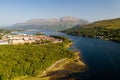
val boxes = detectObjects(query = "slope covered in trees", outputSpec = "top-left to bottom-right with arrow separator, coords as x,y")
62,18 -> 120,42
0,37 -> 74,80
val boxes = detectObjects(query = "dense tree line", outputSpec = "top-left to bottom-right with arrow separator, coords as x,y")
63,27 -> 120,42
0,38 -> 74,80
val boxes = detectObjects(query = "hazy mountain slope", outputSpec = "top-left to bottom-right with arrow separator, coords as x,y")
81,18 -> 120,29
62,18 -> 120,42
6,16 -> 88,30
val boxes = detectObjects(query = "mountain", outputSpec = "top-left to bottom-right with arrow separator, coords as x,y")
62,18 -> 120,42
6,16 -> 88,30
59,16 -> 88,28
80,18 -> 120,29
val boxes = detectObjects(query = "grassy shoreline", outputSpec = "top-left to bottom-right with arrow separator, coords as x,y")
22,43 -> 86,80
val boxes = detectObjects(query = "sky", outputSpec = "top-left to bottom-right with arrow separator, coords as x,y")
0,0 -> 120,25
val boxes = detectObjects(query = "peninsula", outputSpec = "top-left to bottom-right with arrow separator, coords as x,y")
0,33 -> 86,80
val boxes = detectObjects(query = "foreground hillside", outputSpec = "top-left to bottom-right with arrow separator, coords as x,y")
0,36 -> 86,80
62,18 -> 120,42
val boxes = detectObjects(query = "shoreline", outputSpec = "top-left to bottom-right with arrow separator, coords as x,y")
23,49 -> 86,80
38,43 -> 86,80
17,39 -> 86,80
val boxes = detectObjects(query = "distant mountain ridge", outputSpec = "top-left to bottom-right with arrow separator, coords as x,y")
6,16 -> 88,30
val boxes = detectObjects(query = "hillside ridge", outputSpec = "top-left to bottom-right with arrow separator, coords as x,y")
62,18 -> 120,42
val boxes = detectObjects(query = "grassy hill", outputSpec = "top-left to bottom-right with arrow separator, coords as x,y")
81,18 -> 120,29
62,18 -> 120,42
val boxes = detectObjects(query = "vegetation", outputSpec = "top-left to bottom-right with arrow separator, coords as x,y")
20,36 -> 86,80
50,35 -> 72,45
0,29 -> 11,40
22,52 -> 86,80
0,29 -> 11,34
34,32 -> 44,35
62,18 -> 120,42
0,37 -> 74,80
45,52 -> 86,80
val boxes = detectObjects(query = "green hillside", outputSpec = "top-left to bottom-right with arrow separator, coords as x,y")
82,18 -> 120,29
0,37 -> 75,80
62,18 -> 120,42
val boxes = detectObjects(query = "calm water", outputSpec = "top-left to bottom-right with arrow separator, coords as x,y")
20,30 -> 120,80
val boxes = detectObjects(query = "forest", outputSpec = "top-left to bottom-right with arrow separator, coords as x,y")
0,36 -> 74,80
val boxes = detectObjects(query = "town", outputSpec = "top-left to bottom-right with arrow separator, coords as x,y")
0,33 -> 63,45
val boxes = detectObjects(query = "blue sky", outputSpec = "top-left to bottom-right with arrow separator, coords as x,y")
0,0 -> 120,25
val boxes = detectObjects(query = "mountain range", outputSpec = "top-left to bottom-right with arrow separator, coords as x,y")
4,16 -> 88,31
